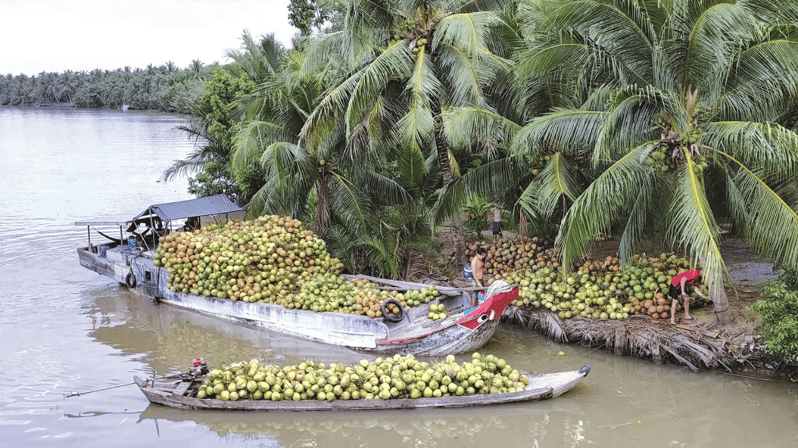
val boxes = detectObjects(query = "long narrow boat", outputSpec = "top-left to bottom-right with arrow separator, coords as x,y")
134,365 -> 590,411
76,196 -> 518,356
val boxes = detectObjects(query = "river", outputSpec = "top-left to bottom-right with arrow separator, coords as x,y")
0,107 -> 795,447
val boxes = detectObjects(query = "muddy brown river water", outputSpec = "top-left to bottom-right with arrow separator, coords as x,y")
1,107 -> 796,447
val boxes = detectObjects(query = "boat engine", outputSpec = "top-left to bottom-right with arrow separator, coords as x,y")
191,358 -> 208,376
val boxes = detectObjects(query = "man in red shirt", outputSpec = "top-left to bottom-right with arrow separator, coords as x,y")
668,270 -> 708,324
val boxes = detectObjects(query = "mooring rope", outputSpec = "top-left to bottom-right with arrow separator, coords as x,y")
63,381 -> 136,398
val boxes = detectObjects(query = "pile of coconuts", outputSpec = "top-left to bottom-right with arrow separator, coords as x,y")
462,237 -> 556,276
197,353 -> 529,401
153,215 -> 439,318
495,251 -> 710,321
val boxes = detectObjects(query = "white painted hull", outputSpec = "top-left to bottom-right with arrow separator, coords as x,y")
78,244 -> 517,355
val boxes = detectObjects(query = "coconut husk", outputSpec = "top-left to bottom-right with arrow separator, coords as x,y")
502,307 -> 771,373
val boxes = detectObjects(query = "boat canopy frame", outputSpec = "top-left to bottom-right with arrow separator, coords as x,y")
75,194 -> 243,251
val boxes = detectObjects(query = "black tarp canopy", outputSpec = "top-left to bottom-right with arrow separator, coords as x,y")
130,194 -> 243,224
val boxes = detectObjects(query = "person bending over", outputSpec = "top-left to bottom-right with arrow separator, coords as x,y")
668,270 -> 708,324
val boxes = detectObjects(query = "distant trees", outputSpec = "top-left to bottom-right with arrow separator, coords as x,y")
0,62 -> 213,113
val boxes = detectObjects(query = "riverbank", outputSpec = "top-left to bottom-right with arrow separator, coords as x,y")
415,231 -> 795,380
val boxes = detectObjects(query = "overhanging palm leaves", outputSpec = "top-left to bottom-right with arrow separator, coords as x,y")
516,0 -> 798,324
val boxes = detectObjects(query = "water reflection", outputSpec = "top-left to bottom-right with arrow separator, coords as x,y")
84,285 -> 367,375
135,401 -> 587,448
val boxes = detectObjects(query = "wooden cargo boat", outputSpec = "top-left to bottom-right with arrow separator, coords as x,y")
76,196 -> 518,355
134,364 -> 590,411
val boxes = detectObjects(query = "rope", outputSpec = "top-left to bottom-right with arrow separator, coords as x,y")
63,381 -> 136,398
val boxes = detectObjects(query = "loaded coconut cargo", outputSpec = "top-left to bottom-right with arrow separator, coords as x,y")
76,195 -> 518,355
465,239 -> 711,321
134,353 -> 591,411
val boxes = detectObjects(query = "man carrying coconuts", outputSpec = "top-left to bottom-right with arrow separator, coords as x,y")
668,270 -> 708,324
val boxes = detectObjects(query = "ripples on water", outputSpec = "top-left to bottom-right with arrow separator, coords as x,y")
0,107 -> 194,445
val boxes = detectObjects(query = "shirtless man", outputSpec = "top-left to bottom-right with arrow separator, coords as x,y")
471,247 -> 486,306
491,204 -> 502,240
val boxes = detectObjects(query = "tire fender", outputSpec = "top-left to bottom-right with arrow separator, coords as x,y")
381,298 -> 405,323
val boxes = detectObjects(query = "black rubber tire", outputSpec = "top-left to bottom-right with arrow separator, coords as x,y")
381,298 -> 405,323
126,272 -> 137,288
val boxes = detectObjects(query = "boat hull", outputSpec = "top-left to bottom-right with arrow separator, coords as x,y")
78,245 -> 516,355
134,365 -> 590,411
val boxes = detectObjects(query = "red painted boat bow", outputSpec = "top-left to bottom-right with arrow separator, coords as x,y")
456,288 -> 518,330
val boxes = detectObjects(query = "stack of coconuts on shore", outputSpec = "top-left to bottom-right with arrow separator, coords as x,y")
466,238 -> 710,321
197,353 -> 529,401
153,215 -> 439,319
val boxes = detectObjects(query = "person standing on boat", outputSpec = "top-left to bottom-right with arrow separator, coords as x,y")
668,270 -> 707,324
470,247 -> 486,306
491,204 -> 502,240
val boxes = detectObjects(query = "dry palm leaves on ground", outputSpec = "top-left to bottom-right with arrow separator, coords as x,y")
502,306 -> 786,376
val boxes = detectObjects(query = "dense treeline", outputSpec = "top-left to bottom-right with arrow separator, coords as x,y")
0,60 -> 213,113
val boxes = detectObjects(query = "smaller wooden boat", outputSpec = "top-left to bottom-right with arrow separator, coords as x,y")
134,364 -> 590,411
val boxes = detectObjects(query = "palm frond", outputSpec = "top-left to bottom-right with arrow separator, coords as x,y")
324,224 -> 361,273
541,0 -> 655,82
510,108 -> 607,160
593,85 -> 683,165
345,96 -> 395,165
665,151 -> 727,299
346,40 -> 414,135
394,48 -> 440,156
434,43 -> 486,107
232,120 -> 295,172
702,121 -> 798,181
432,12 -> 502,58
329,172 -> 372,235
715,39 -> 798,122
298,31 -> 346,77
533,152 -> 584,219
358,231 -> 399,279
430,157 -> 523,229
720,150 -> 798,271
356,170 -> 413,206
300,70 -> 362,150
557,142 -> 656,270
442,106 -> 521,153
161,157 -> 206,182
675,1 -> 761,98
617,174 -> 659,266
396,143 -> 428,196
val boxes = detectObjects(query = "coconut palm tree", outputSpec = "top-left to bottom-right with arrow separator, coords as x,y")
231,45 -> 407,238
297,0 -> 516,263
512,0 -> 798,324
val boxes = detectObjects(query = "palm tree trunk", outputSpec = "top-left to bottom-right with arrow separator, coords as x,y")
712,287 -> 735,326
433,109 -> 467,265
316,170 -> 331,234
